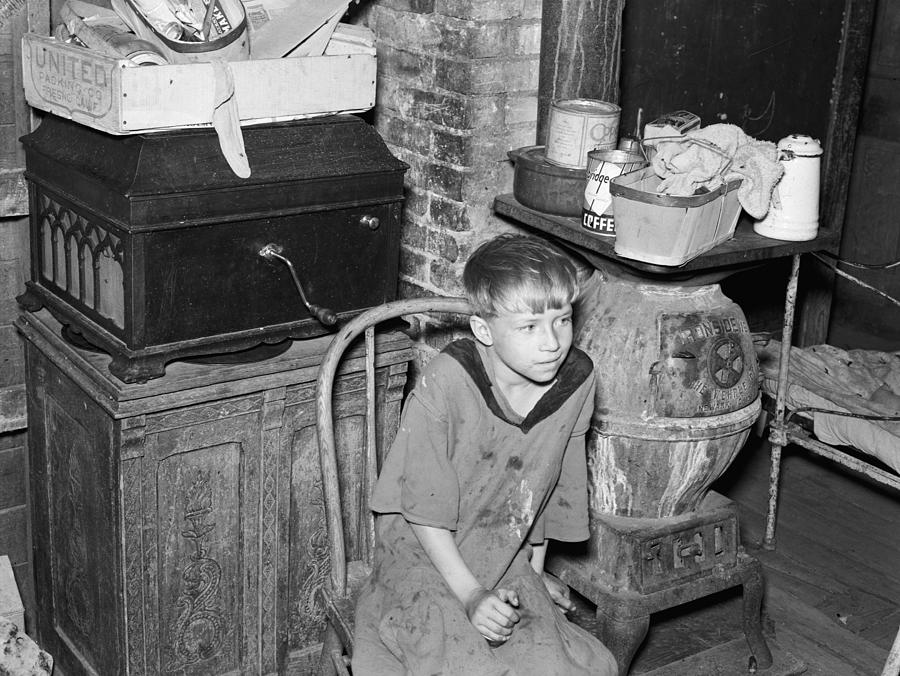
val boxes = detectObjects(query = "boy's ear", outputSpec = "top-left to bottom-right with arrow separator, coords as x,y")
469,315 -> 494,346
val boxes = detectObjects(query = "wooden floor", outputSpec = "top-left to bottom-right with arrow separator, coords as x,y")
592,433 -> 900,675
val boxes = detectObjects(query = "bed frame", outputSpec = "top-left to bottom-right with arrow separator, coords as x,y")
763,254 -> 900,676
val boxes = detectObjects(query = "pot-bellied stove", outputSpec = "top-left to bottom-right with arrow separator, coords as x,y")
544,270 -> 772,675
17,115 -> 407,383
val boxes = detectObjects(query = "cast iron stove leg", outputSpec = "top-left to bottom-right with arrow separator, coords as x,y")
593,603 -> 650,676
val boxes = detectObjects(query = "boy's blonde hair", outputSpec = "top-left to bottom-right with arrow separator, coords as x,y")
462,234 -> 579,318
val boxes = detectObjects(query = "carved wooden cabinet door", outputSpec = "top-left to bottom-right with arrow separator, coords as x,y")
27,350 -> 127,675
129,391 -> 279,675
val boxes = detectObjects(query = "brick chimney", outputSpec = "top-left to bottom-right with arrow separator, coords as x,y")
363,0 -> 542,299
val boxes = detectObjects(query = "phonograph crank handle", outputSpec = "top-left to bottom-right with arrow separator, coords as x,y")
258,243 -> 337,326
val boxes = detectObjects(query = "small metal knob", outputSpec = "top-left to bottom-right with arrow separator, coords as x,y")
359,215 -> 380,230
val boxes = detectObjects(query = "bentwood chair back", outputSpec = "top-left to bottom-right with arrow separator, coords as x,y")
315,297 -> 472,675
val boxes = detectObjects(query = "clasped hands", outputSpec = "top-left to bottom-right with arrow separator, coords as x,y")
464,573 -> 575,645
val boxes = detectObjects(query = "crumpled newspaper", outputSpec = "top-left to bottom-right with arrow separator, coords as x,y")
0,618 -> 54,676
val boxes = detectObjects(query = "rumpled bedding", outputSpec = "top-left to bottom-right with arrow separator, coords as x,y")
755,338 -> 900,474
650,124 -> 784,219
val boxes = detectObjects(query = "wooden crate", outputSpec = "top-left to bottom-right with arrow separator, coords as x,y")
20,26 -> 375,134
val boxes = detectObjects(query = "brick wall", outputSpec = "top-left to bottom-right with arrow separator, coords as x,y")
364,0 -> 542,300
0,219 -> 32,633
1,0 -> 39,632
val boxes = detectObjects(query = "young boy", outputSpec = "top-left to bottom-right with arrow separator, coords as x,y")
352,234 -> 617,675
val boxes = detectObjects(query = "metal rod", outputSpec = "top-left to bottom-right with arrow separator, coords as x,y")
785,422 -> 900,492
258,243 -> 337,326
764,253 -> 801,550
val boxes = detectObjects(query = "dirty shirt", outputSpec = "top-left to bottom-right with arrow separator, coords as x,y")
352,339 -> 617,676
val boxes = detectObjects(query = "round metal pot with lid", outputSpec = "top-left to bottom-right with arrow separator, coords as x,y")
508,145 -> 585,217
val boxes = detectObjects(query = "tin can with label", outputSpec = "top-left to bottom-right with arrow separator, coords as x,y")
581,149 -> 647,238
753,134 -> 823,241
546,99 -> 621,169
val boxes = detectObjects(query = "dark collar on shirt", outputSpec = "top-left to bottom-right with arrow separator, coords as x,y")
443,339 -> 593,433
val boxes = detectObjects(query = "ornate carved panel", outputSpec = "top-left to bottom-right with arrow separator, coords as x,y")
287,421 -> 329,649
157,444 -> 241,675
45,396 -> 122,672
283,362 -> 408,658
139,404 -> 266,675
122,455 -> 147,676
144,396 -> 263,435
259,391 -> 285,674
35,192 -> 125,327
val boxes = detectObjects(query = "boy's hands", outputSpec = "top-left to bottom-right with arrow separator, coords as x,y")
542,572 -> 575,613
464,587 -> 520,644
407,524 -> 522,644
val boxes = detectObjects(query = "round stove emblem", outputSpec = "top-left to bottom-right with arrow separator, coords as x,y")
708,337 -> 744,388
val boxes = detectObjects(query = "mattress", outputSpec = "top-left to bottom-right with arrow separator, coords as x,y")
755,338 -> 900,474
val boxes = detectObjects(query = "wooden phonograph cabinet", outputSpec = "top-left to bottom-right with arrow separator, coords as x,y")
17,115 -> 411,675
17,114 -> 407,383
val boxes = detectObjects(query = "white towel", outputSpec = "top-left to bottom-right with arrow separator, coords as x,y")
651,124 -> 783,219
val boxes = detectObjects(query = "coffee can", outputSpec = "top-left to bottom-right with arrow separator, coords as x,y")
581,149 -> 647,238
545,99 -> 621,170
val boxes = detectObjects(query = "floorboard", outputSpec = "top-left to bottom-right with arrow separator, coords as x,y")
724,436 -> 900,651
726,434 -> 898,668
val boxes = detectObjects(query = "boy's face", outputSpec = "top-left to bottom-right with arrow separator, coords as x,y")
471,304 -> 574,386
